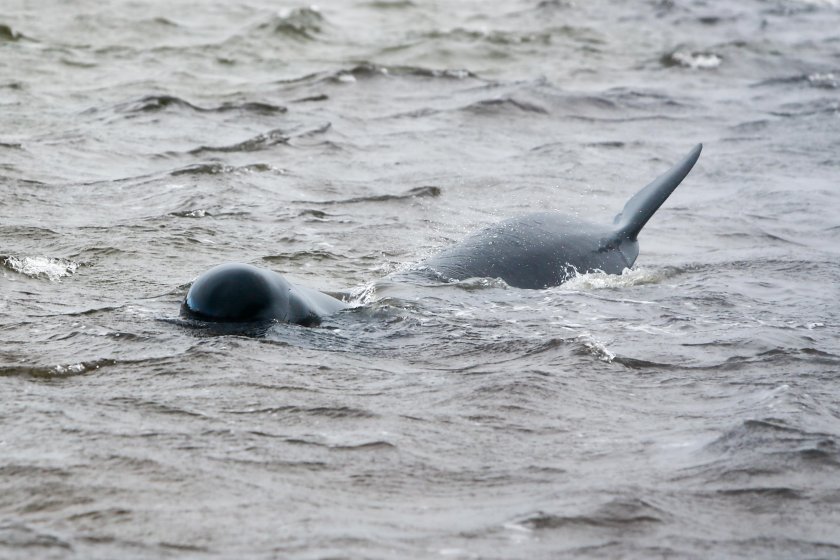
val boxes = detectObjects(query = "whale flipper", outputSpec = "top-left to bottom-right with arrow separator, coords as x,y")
612,143 -> 702,241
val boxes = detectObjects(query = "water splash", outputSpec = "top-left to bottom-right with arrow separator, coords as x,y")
561,267 -> 668,291
808,72 -> 838,89
3,256 -> 79,282
665,51 -> 723,70
576,333 -> 615,362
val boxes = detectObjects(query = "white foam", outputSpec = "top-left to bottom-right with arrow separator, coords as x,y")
561,267 -> 666,291
4,256 -> 79,282
671,51 -> 722,70
346,280 -> 378,306
577,333 -> 615,363
52,363 -> 88,375
808,72 -> 838,88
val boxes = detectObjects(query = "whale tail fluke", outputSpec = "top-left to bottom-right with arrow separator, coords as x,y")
613,143 -> 702,241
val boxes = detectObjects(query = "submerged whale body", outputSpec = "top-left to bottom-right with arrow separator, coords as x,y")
180,144 -> 702,324
424,144 -> 702,289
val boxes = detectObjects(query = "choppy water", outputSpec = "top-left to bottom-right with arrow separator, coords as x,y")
2,0 -> 839,558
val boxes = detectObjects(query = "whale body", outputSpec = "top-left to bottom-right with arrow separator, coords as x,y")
180,144 -> 702,324
180,263 -> 347,326
423,144 -> 702,289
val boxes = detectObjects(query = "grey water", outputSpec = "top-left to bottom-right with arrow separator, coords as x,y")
1,0 -> 839,558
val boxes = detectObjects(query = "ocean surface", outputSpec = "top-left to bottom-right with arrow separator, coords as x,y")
2,0 -> 839,558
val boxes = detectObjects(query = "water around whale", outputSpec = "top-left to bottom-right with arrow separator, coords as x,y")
1,1 -> 838,558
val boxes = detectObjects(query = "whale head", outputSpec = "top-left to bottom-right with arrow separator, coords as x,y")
181,263 -> 290,323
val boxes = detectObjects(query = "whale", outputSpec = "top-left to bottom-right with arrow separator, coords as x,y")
180,262 -> 348,326
180,144 -> 702,324
421,143 -> 702,289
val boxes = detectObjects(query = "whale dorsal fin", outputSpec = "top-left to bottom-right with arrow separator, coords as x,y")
613,144 -> 702,240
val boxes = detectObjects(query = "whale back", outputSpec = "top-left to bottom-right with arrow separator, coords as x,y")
424,214 -> 635,289
423,144 -> 702,289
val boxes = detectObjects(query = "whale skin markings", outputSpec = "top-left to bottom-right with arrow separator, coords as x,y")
179,144 -> 702,324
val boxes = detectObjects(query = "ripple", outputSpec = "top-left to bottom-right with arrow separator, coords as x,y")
0,523 -> 71,550
230,405 -> 377,419
417,26 -> 595,47
771,98 -> 840,117
302,185 -> 441,205
262,250 -> 344,264
463,97 -> 549,115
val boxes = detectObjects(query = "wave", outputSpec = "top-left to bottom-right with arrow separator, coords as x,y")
447,84 -> 691,123
573,333 -> 616,363
705,419 -> 839,466
302,185 -> 441,205
333,63 -> 477,82
514,498 -> 666,530
273,63 -> 478,88
169,162 -> 275,177
0,23 -> 26,42
770,98 -> 840,117
0,358 -> 115,379
414,25 -> 598,47
754,72 -> 839,89
109,95 -> 287,115
715,486 -> 803,499
187,128 -> 289,154
363,0 -> 417,8
185,123 -> 330,155
251,7 -> 327,41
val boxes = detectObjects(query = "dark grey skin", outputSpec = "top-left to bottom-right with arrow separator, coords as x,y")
180,263 -> 347,326
180,144 -> 701,324
423,144 -> 702,289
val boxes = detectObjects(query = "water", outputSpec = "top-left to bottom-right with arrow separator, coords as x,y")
2,0 -> 839,558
